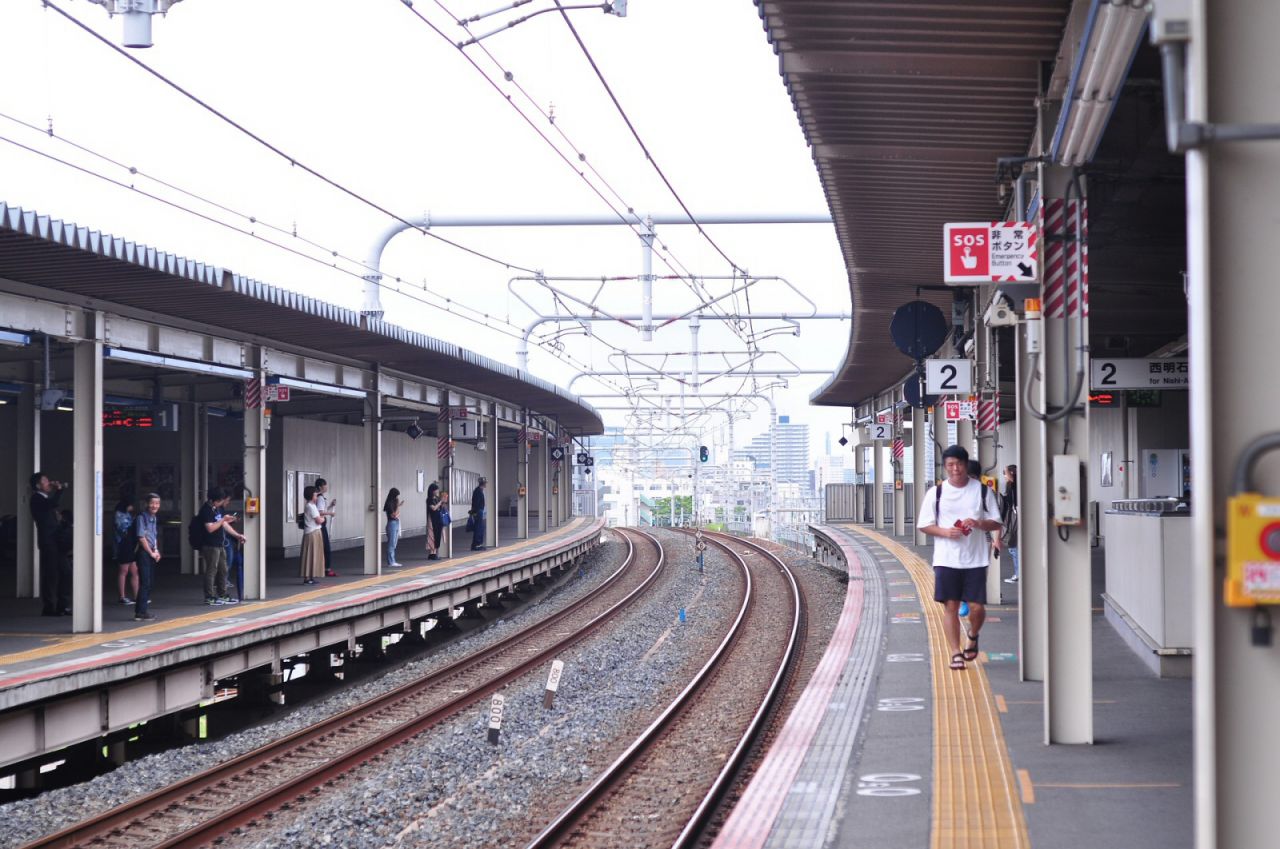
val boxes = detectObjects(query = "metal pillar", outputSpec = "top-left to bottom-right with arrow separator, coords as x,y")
15,384 -> 38,598
444,407 -> 455,560
180,396 -> 198,576
242,352 -> 268,600
854,439 -> 866,523
640,217 -> 655,341
977,317 -> 1003,604
1181,0 -> 1280,843
892,409 -> 906,536
1017,296 -> 1048,684
957,418 -> 976,460
71,313 -> 103,634
363,390 -> 382,575
487,409 -> 499,549
873,440 -> 886,530
540,439 -> 550,534
517,416 -> 530,540
1039,165 -> 1092,744
913,405 -> 928,545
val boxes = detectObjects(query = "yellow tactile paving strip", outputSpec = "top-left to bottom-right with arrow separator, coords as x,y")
0,519 -> 590,669
846,525 -> 1030,849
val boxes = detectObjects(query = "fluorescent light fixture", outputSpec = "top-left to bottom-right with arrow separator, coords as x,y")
0,330 -> 31,348
103,347 -> 254,380
267,375 -> 367,400
1056,0 -> 1149,166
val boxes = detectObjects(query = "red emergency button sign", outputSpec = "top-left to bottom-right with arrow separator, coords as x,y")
948,227 -> 989,277
1260,522 -> 1280,559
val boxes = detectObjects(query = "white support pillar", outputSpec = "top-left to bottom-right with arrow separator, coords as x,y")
1039,165 -> 1092,744
893,411 -> 906,537
1184,2 -> 1280,844
517,416 -> 530,540
72,314 -> 103,634
540,439 -> 550,534
873,440 -> 886,530
1017,299 -> 1048,684
364,390 -> 382,575
977,320 -> 1003,605
243,354 -> 268,600
854,440 -> 866,523
957,418 -> 976,461
15,384 -> 38,598
443,405 -> 454,560
180,397 -> 198,576
487,409 -> 499,549
913,405 -> 928,546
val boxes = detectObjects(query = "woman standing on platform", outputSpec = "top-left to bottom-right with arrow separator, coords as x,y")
1001,465 -> 1020,584
113,499 -> 139,605
384,488 -> 403,568
300,485 -> 325,585
426,482 -> 442,560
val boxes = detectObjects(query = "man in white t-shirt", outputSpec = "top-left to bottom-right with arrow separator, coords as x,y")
918,445 -> 1003,671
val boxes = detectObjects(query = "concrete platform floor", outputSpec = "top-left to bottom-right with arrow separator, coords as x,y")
0,515 -> 553,654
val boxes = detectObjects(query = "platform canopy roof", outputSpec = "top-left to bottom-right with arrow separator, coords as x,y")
754,0 -> 1072,406
0,201 -> 603,434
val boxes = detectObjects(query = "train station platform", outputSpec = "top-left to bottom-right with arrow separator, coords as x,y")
0,517 -> 603,772
714,522 -> 1191,849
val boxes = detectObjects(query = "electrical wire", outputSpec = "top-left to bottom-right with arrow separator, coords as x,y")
418,0 -> 749,338
41,0 -> 539,274
551,0 -> 744,276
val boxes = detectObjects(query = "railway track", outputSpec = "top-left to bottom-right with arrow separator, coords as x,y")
25,529 -> 665,849
524,530 -> 803,849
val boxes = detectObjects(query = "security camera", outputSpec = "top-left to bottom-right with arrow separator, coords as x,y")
983,298 -> 1019,328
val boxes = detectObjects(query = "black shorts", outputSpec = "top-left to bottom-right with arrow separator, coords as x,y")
933,566 -> 987,604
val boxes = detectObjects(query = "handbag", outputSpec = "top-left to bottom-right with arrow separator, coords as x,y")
440,508 -> 452,527
465,515 -> 475,532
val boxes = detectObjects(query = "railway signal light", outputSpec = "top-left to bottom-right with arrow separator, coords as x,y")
699,445 -> 709,463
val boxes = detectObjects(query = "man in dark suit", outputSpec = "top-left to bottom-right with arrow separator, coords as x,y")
470,477 -> 487,551
29,472 -> 70,616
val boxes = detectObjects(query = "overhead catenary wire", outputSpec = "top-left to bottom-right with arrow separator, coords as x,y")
418,0 -> 749,339
41,0 -> 540,275
551,0 -> 745,277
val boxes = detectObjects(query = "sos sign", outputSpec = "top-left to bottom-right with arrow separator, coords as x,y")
943,221 -> 1037,284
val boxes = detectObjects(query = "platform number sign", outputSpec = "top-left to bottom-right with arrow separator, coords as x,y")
867,422 -> 892,441
1091,358 -> 1189,390
926,359 -> 972,395
550,447 -> 565,462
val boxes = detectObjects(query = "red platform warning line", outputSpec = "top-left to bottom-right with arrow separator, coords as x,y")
711,537 -> 866,849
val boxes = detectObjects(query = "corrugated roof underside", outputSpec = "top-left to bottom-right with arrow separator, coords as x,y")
756,0 -> 1069,406
0,203 -> 601,433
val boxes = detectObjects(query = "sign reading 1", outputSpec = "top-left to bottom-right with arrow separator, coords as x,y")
925,359 -> 972,395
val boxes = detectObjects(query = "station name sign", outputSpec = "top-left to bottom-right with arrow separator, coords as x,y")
943,221 -> 1038,285
1090,358 -> 1189,390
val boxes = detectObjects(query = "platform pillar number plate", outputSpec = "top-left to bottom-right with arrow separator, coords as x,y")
1227,494 -> 1280,606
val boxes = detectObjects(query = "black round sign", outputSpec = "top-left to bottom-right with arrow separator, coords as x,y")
902,373 -> 938,409
889,301 -> 949,361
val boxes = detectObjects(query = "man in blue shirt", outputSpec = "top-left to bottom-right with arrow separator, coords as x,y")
134,493 -> 162,621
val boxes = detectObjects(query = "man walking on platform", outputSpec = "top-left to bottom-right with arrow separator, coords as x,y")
29,472 -> 69,616
469,477 -> 487,551
917,445 -> 1003,671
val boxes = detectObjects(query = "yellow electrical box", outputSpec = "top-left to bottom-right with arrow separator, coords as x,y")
245,497 -> 261,515
1226,492 -> 1280,606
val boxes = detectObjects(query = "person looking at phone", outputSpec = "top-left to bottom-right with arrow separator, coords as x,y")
200,486 -> 244,605
917,445 -> 1003,671
316,478 -> 338,577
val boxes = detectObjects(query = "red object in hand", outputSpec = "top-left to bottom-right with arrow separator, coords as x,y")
954,520 -> 972,536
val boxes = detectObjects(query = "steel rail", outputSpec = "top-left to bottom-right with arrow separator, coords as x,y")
670,531 -> 804,849
524,527 -> 801,849
24,529 -> 664,849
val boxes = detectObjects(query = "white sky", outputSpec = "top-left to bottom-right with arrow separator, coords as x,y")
0,0 -> 859,462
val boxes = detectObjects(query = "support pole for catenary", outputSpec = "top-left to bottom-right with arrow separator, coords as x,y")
487,406 -> 499,549
873,438 -> 886,531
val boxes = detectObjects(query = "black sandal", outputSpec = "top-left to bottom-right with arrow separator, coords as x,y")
950,652 -> 966,671
962,631 -> 980,662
